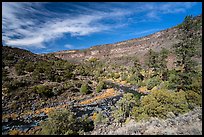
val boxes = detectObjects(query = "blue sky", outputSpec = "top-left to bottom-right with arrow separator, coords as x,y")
2,2 -> 202,54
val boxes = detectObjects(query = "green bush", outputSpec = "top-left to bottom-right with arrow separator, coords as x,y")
189,73 -> 202,93
7,79 -> 28,91
96,81 -> 105,93
132,89 -> 189,121
39,108 -> 94,135
80,83 -> 88,94
120,72 -> 127,81
127,72 -> 144,85
185,90 -> 202,109
146,76 -> 161,90
32,69 -> 43,82
33,84 -> 53,97
54,75 -> 63,82
25,62 -> 35,72
45,69 -> 55,82
94,70 -> 100,78
94,112 -> 108,126
15,63 -> 25,75
35,61 -> 50,73
65,71 -> 73,79
39,108 -> 78,135
112,93 -> 139,124
2,69 -> 10,82
114,73 -> 120,79
137,81 -> 146,87
110,72 -> 115,79
52,87 -> 59,95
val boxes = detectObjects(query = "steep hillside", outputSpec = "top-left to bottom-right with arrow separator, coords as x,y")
50,15 -> 202,67
2,46 -> 59,68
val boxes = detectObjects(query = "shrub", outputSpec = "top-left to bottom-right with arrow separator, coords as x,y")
137,81 -> 146,87
80,114 -> 94,132
39,108 -> 78,135
15,63 -> 25,75
7,79 -> 28,91
132,89 -> 189,121
35,61 -> 47,73
185,90 -> 202,109
114,73 -> 120,79
167,72 -> 180,90
146,76 -> 161,90
32,69 -> 43,82
127,75 -> 137,84
33,85 -> 53,97
80,83 -> 88,94
120,72 -> 127,81
25,62 -> 35,72
65,71 -> 73,79
127,72 -> 144,85
39,108 -> 94,135
94,70 -> 100,78
52,87 -> 59,95
96,81 -> 105,93
45,69 -> 55,82
54,75 -> 63,82
110,72 -> 115,79
8,129 -> 21,135
189,72 -> 202,93
63,82 -> 74,90
94,112 -> 108,126
112,93 -> 138,124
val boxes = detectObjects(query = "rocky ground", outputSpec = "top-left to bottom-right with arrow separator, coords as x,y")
85,107 -> 202,135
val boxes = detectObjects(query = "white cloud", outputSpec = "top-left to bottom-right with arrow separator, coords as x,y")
64,44 -> 73,49
5,37 -> 45,48
144,2 -> 196,20
132,29 -> 160,36
2,2 -> 131,49
2,2 -> 198,50
146,11 -> 160,20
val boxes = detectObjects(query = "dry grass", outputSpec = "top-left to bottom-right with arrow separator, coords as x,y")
120,81 -> 127,85
35,104 -> 67,115
92,112 -> 97,121
138,86 -> 150,93
79,88 -> 118,105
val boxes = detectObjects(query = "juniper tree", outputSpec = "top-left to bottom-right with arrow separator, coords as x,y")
158,48 -> 169,80
145,49 -> 160,77
173,15 -> 198,91
133,57 -> 142,73
112,93 -> 138,126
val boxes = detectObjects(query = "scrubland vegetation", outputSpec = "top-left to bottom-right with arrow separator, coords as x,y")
2,15 -> 202,135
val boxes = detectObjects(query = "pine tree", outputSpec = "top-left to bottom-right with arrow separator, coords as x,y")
146,49 -> 160,77
173,15 -> 198,91
133,57 -> 141,73
158,48 -> 169,80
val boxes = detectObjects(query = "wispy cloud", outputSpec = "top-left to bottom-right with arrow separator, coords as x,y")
2,2 -> 198,50
132,29 -> 160,36
64,44 -> 73,49
2,2 -> 133,49
144,2 -> 196,20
